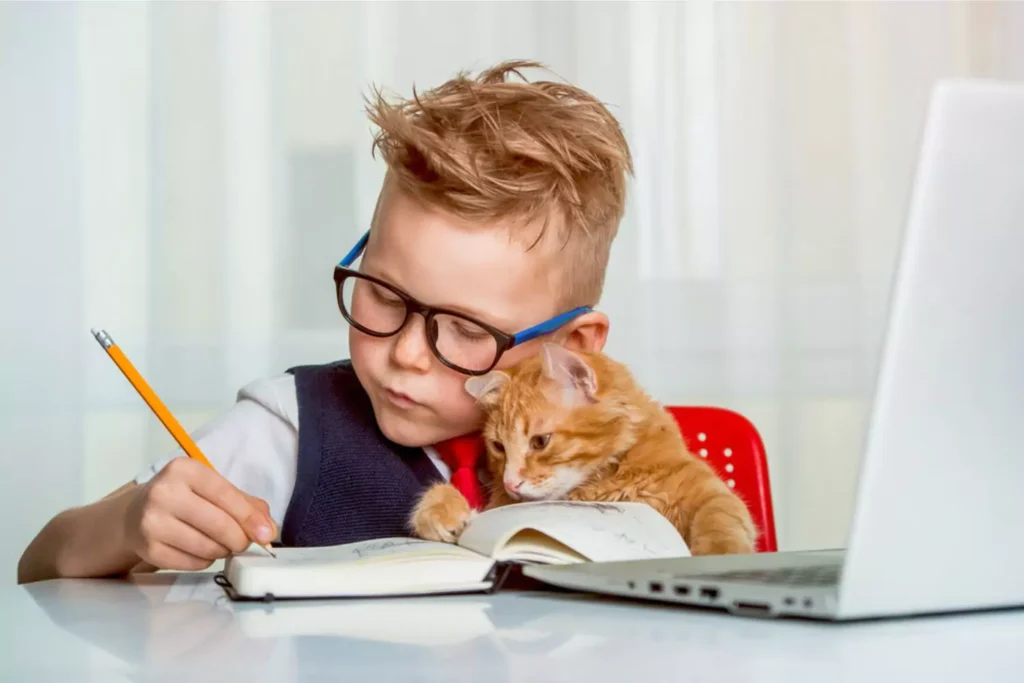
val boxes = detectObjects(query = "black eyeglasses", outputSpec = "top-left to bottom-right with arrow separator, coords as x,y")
333,231 -> 591,376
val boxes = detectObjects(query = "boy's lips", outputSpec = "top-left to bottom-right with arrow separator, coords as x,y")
384,388 -> 423,409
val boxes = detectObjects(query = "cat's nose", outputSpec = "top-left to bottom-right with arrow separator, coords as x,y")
504,477 -> 523,495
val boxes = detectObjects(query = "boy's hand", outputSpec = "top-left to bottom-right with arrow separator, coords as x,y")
123,457 -> 277,570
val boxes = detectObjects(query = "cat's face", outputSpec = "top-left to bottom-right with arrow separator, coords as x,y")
465,344 -> 640,501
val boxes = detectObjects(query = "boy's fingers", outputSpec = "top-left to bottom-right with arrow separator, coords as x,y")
247,495 -> 270,516
244,494 -> 278,539
176,494 -> 251,554
187,469 -> 275,544
143,542 -> 213,572
161,517 -> 233,561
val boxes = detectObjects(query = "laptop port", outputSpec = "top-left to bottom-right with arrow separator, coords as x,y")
699,587 -> 720,600
732,601 -> 772,616
674,585 -> 691,596
649,581 -> 664,593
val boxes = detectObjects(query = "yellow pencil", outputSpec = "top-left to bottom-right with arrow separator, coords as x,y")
92,328 -> 276,558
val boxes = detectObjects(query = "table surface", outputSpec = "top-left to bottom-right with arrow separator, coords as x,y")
4,572 -> 1024,682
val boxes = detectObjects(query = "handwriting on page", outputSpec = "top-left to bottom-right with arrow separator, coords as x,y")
271,538 -> 444,566
460,501 -> 690,562
539,503 -> 689,561
351,539 -> 430,558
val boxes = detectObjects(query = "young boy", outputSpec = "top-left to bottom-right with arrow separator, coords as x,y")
17,60 -> 633,583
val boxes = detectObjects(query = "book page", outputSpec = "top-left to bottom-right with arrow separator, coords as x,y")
231,537 -> 482,568
457,501 -> 690,564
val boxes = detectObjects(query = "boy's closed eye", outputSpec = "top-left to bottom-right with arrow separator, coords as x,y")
368,281 -> 404,307
447,319 -> 492,341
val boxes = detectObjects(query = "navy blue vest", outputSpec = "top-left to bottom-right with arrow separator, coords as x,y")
279,360 -> 443,547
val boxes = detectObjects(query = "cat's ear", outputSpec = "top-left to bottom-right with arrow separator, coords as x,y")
541,343 -> 598,405
464,371 -> 509,406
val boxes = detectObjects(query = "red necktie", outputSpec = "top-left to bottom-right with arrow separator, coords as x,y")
433,433 -> 486,511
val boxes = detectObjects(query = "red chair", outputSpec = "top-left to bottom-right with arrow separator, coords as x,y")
665,406 -> 778,553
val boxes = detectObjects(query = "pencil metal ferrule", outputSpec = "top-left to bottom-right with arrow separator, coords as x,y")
91,328 -> 114,350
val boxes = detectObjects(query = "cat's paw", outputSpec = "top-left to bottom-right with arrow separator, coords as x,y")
688,515 -> 757,555
689,534 -> 756,556
410,483 -> 475,544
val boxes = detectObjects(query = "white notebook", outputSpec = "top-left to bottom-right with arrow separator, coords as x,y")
221,501 -> 690,599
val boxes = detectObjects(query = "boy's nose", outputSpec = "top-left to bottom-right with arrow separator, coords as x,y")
389,315 -> 432,372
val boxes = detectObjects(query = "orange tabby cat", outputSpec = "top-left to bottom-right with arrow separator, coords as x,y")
410,344 -> 757,555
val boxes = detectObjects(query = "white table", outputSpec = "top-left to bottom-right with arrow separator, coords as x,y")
3,572 -> 1023,682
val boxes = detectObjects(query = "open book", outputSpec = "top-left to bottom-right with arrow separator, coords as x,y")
221,501 -> 690,599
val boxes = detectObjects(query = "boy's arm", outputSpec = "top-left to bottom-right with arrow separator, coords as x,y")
18,374 -> 298,584
18,482 -> 142,584
18,458 -> 278,584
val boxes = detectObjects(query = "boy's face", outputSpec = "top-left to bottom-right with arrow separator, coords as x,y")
348,181 -> 608,447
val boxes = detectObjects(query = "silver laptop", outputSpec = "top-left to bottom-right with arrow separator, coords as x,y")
524,80 -> 1024,621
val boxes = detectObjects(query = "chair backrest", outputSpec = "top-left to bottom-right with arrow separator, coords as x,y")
665,406 -> 778,553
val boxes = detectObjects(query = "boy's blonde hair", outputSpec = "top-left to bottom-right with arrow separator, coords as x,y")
365,60 -> 633,308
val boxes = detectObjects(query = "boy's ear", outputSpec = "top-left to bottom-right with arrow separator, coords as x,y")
464,371 -> 509,406
560,310 -> 609,354
541,343 -> 598,405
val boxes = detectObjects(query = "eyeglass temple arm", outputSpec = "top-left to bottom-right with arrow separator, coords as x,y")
339,231 -> 370,267
510,307 -> 592,347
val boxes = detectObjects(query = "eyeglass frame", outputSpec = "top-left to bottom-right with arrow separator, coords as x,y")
333,230 -> 592,376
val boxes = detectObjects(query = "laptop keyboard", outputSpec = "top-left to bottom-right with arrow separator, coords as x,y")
689,564 -> 842,587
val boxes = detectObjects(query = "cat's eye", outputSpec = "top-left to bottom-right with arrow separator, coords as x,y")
530,434 -> 551,450
490,440 -> 505,454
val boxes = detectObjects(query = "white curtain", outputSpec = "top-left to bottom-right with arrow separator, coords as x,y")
3,1 -> 1023,573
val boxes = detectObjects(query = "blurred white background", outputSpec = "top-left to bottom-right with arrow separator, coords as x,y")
2,1 -> 1023,577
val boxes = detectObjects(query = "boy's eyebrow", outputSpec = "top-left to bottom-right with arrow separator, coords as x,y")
363,263 -> 519,332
